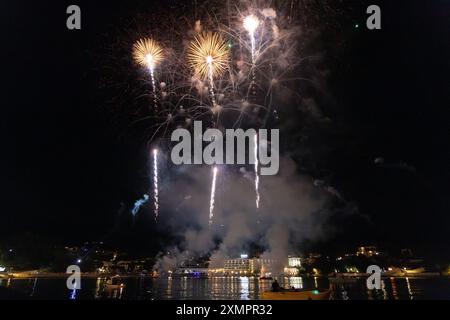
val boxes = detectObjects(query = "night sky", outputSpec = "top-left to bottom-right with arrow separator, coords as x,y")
1,0 -> 449,257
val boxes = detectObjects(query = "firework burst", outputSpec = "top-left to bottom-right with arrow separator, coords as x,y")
187,32 -> 229,80
133,38 -> 164,110
132,38 -> 164,69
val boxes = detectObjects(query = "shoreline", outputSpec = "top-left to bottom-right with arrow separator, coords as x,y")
2,272 -> 449,280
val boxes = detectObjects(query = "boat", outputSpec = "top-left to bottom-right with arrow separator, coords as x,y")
261,288 -> 331,300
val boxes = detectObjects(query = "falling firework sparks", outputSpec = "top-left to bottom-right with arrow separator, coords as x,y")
209,166 -> 218,227
133,38 -> 164,109
254,133 -> 260,209
153,149 -> 159,221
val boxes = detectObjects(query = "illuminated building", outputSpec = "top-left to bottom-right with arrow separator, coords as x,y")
284,256 -> 302,276
288,256 -> 302,267
216,255 -> 276,276
356,246 -> 381,257
208,255 -> 305,277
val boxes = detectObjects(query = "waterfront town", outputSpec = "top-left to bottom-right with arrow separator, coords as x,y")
1,243 -> 449,279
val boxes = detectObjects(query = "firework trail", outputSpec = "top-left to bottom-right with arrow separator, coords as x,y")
149,64 -> 157,108
243,15 -> 261,208
244,15 -> 259,97
153,149 -> 159,222
254,133 -> 260,209
206,56 -> 218,110
209,166 -> 218,227
243,15 -> 259,65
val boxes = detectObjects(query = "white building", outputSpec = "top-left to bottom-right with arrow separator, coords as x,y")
284,256 -> 302,276
208,254 -> 276,276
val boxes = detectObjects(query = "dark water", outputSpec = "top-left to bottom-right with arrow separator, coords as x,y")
1,276 -> 450,300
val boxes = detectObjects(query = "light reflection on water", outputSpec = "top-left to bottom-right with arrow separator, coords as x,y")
1,276 -> 449,300
287,277 -> 303,289
240,277 -> 249,300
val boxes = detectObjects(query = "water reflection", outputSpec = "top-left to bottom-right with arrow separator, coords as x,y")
381,279 -> 388,300
30,278 -> 38,297
166,276 -> 172,299
239,277 -> 249,300
0,276 -> 449,300
69,288 -> 78,300
406,277 -> 413,299
94,277 -> 103,298
180,276 -> 187,299
390,277 -> 399,300
288,277 -> 303,289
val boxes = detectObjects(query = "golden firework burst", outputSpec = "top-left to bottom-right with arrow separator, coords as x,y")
132,38 -> 164,69
187,32 -> 229,79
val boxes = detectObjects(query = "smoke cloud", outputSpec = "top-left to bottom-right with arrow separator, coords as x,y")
153,157 -> 333,273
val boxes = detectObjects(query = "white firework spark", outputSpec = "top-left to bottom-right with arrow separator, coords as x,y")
207,56 -> 218,110
254,133 -> 260,209
153,149 -> 159,221
209,166 -> 218,227
243,14 -> 260,97
149,65 -> 158,108
243,15 -> 260,64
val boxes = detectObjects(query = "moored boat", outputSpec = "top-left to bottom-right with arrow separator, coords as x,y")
261,288 -> 331,300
